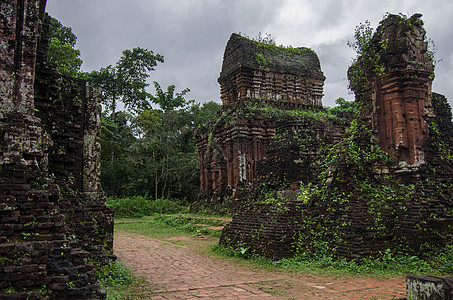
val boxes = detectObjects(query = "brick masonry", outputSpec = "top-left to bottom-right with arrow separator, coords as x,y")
194,34 -> 341,213
218,33 -> 325,109
208,14 -> 453,261
0,1 -> 113,299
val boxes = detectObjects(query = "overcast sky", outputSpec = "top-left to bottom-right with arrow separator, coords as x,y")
46,0 -> 453,108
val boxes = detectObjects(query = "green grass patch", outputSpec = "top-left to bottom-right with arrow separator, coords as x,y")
115,215 -> 222,240
97,260 -> 153,300
211,244 -> 453,278
107,196 -> 188,218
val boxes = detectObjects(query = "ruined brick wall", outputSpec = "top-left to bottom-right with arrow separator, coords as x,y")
349,13 -> 434,168
0,1 -> 112,298
194,101 -> 347,213
0,0 -> 46,114
34,58 -> 114,264
220,201 -> 306,260
194,34 -> 330,212
196,106 -> 275,204
256,117 -> 345,188
219,14 -> 453,260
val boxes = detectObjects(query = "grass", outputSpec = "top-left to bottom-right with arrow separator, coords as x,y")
211,243 -> 453,278
97,260 -> 154,300
115,214 -> 223,239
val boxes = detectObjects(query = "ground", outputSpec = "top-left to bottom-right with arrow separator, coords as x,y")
114,228 -> 407,299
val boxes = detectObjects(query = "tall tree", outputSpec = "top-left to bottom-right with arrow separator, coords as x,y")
48,17 -> 83,76
87,48 -> 164,116
151,81 -> 191,112
100,101 -> 221,201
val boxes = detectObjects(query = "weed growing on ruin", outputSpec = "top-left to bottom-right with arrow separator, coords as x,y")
255,53 -> 269,67
239,32 -> 315,56
211,243 -> 256,260
259,186 -> 281,204
97,260 -> 153,300
242,99 -> 348,125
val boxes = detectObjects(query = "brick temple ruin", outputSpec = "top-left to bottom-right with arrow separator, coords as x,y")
196,14 -> 453,261
195,33 -> 344,212
0,1 -> 113,298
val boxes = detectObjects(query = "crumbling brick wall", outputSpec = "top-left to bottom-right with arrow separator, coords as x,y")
194,34 -> 339,212
219,201 -> 306,260
217,14 -> 453,260
0,1 -> 113,298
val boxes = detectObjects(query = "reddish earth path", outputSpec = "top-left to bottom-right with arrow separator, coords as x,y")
114,229 -> 407,299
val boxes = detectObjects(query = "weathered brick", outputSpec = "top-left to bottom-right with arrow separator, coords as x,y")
211,13 -> 453,262
3,223 -> 23,230
0,1 -> 113,298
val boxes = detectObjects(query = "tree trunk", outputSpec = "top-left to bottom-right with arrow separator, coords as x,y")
111,95 -> 116,121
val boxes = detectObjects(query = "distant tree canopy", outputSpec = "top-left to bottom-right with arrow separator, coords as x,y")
151,81 -> 191,112
100,101 -> 221,201
86,47 -> 164,116
323,97 -> 356,122
48,17 -> 83,76
45,17 -> 222,204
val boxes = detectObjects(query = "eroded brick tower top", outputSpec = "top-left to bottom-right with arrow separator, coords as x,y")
218,33 -> 325,109
349,13 -> 434,167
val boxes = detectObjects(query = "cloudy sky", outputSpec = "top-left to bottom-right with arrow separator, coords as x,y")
46,0 -> 453,108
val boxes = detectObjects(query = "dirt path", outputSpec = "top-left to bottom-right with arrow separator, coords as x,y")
114,229 -> 407,299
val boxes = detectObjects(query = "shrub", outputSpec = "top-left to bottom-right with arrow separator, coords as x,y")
149,198 -> 186,214
106,196 -> 187,218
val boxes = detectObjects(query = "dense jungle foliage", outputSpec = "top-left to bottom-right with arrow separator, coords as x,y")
48,17 -> 222,204
100,101 -> 220,202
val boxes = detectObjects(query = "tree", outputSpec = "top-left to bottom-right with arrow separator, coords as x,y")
99,111 -> 137,195
333,97 -> 356,114
190,101 -> 221,128
86,47 -> 164,116
151,81 -> 191,112
48,17 -> 83,76
99,101 -> 221,202
327,97 -> 356,122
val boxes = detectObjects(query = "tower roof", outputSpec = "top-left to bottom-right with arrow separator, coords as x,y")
219,33 -> 324,82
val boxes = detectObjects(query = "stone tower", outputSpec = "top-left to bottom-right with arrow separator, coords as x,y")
348,13 -> 434,169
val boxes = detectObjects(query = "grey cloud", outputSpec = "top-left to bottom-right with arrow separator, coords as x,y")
46,0 -> 453,107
